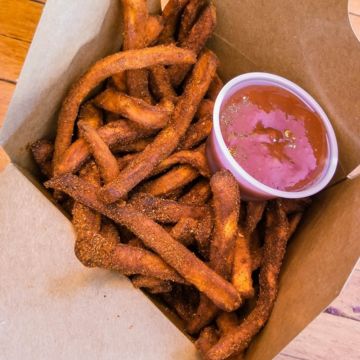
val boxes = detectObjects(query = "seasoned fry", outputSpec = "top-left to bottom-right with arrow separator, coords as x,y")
100,221 -> 121,245
123,6 -> 163,102
245,201 -> 266,235
232,230 -> 254,299
141,165 -> 199,197
94,88 -> 170,129
196,326 -> 219,357
57,120 -> 155,175
278,198 -> 312,214
151,144 -> 210,177
188,170 -> 240,334
249,229 -> 263,271
169,217 -> 198,246
180,115 -> 212,150
206,202 -> 290,360
288,212 -> 303,238
122,0 -> 153,103
162,287 -> 196,322
72,162 -> 102,266
117,153 -> 138,171
127,70 -> 153,103
45,174 -> 241,311
131,275 -> 172,294
179,179 -> 211,205
168,4 -> 217,87
52,44 -> 196,175
79,122 -> 120,184
216,312 -> 239,335
129,192 -> 209,223
178,0 -> 207,42
196,99 -> 214,119
111,137 -> 154,154
110,71 -> 127,92
207,73 -> 223,101
144,15 -> 164,46
158,0 -> 191,43
149,65 -> 177,102
30,139 -> 54,178
99,50 -> 218,203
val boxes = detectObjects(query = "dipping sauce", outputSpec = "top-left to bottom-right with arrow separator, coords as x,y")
220,85 -> 328,191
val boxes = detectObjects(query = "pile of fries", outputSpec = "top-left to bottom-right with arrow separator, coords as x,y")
30,1 -> 310,359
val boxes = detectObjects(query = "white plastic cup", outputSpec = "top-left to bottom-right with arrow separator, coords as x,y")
206,72 -> 338,200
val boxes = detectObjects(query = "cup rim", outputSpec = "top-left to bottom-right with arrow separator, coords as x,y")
213,72 -> 339,199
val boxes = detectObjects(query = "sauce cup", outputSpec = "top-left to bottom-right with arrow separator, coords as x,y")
206,72 -> 338,200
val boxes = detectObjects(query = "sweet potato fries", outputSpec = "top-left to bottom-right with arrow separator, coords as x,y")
31,1 -> 310,359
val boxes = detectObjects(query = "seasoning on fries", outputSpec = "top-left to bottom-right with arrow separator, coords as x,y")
31,1 -> 311,358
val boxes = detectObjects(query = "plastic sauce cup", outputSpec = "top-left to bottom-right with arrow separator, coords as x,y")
206,72 -> 338,200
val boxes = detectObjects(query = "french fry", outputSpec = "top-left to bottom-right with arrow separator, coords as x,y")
99,50 -> 218,203
30,139 -> 54,178
129,192 -> 209,223
206,73 -> 223,101
131,275 -> 172,294
72,161 -> 102,266
140,165 -> 199,197
52,44 -> 196,175
57,120 -> 155,175
161,286 -> 197,322
178,179 -> 213,256
168,4 -> 217,87
278,198 -> 312,214
158,0 -> 191,44
249,229 -> 263,271
178,0 -> 207,42
79,122 -> 120,184
179,99 -> 213,150
169,217 -> 198,246
196,326 -> 219,357
180,115 -> 212,150
111,137 -> 154,154
216,312 -> 239,335
100,221 -> 121,245
179,179 -> 211,206
122,0 -> 154,103
245,201 -> 266,235
195,99 -> 214,118
205,201 -> 290,360
149,65 -> 177,102
232,230 -> 255,299
109,71 -> 127,92
77,102 -> 103,138
187,170 -> 240,334
288,212 -> 303,238
117,153 -> 138,171
45,174 -> 242,312
151,144 -> 210,177
94,88 -> 170,129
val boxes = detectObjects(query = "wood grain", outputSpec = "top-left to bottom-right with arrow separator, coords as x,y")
0,80 -> 15,125
0,35 -> 29,81
0,0 -> 43,43
325,268 -> 360,322
276,313 -> 360,360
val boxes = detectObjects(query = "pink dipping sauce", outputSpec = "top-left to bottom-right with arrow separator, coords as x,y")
220,85 -> 328,191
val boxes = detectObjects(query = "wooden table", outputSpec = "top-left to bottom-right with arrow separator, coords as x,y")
1,1 -> 359,359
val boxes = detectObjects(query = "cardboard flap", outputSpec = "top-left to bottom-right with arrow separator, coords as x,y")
0,0 -> 123,174
247,177 -> 360,359
211,0 -> 360,175
0,164 -> 198,359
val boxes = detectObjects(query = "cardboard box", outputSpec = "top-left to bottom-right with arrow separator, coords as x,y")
0,0 -> 359,359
